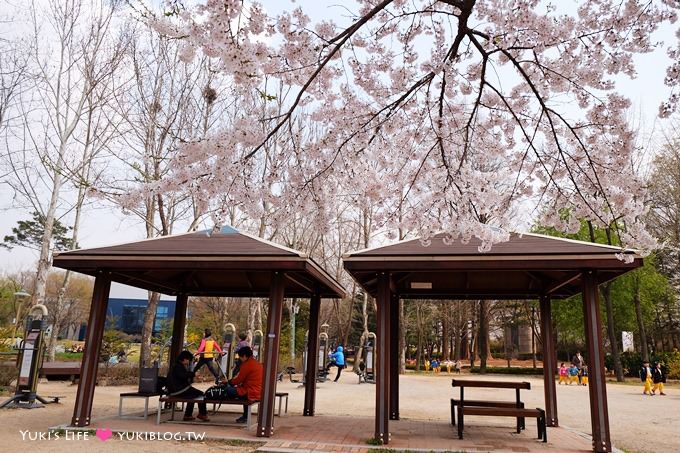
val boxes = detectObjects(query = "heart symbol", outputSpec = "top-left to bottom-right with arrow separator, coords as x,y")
95,428 -> 113,441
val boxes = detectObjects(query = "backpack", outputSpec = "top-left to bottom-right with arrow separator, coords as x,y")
204,384 -> 229,400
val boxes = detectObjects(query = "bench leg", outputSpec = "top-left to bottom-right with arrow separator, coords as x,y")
277,396 -> 281,417
540,410 -> 547,443
119,397 -> 123,418
144,397 -> 149,420
156,400 -> 162,425
457,406 -> 464,440
246,405 -> 252,430
285,395 -> 288,414
450,399 -> 455,425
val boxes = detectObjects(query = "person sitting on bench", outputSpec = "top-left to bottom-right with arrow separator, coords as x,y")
194,329 -> 223,384
168,350 -> 210,422
222,346 -> 262,423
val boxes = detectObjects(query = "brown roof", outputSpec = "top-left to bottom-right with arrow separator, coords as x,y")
343,232 -> 642,299
53,226 -> 345,298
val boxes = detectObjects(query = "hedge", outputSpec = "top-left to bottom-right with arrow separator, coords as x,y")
470,366 -> 544,375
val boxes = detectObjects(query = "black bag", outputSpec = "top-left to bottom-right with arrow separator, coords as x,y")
156,376 -> 169,395
204,384 -> 229,400
139,367 -> 159,394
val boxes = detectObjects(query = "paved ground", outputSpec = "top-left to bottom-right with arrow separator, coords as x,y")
0,372 -> 677,452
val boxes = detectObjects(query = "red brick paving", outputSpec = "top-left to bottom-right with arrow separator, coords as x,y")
62,410 -> 596,452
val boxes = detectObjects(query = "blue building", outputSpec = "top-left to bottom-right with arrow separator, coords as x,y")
105,298 -> 176,336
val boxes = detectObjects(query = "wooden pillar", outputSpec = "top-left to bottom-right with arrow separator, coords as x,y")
583,270 -> 612,453
71,274 -> 110,427
257,271 -> 285,437
389,292 -> 399,420
375,272 -> 391,444
169,293 -> 188,364
304,293 -> 321,416
540,294 -> 558,427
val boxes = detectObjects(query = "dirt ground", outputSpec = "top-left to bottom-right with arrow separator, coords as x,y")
0,372 -> 676,453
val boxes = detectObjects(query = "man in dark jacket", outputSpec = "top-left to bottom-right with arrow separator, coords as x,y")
168,350 -> 209,421
651,362 -> 667,395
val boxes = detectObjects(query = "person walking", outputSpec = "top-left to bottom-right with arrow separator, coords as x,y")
639,360 -> 654,395
572,351 -> 584,384
194,329 -> 223,383
558,363 -> 568,385
325,345 -> 345,382
651,362 -> 667,395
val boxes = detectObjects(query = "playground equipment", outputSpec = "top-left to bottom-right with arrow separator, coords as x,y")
1,304 -> 60,409
299,330 -> 332,384
219,323 -> 236,380
317,331 -> 330,381
252,329 -> 263,361
357,332 -> 376,384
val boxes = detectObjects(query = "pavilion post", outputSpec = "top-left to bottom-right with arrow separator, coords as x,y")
539,294 -> 558,427
169,293 -> 188,364
582,270 -> 612,453
304,292 -> 321,416
71,274 -> 110,427
389,292 -> 399,420
375,272 -> 391,444
257,271 -> 285,438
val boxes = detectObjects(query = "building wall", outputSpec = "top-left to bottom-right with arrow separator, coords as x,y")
105,298 -> 176,336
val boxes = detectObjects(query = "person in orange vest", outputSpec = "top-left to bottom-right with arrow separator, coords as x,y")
194,329 -> 223,383
222,346 -> 262,423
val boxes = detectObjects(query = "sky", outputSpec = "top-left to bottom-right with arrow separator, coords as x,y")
0,0 -> 677,273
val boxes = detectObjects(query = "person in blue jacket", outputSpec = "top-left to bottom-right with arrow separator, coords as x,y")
325,345 -> 345,382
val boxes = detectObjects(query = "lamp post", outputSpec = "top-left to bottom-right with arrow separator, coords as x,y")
321,322 -> 329,335
12,290 -> 31,341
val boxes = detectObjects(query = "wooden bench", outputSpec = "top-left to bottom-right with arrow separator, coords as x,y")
450,398 -> 525,428
157,395 -> 259,429
456,406 -> 547,442
119,392 -> 161,419
275,392 -> 288,416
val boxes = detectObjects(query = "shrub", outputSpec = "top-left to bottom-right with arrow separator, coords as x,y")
470,366 -> 543,375
0,363 -> 17,391
609,351 -> 680,377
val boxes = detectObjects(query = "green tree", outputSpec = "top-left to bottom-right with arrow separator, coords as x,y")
1,211 -> 75,251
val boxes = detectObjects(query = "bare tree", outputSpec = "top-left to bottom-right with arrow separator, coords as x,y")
2,0 -> 125,313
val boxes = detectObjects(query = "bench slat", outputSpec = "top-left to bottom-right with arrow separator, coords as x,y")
462,407 -> 542,417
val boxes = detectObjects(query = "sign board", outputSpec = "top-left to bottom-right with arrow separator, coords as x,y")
622,331 -> 634,352
18,332 -> 39,386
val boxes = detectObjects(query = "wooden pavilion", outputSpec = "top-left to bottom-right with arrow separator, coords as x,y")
52,225 -> 345,437
343,232 -> 642,453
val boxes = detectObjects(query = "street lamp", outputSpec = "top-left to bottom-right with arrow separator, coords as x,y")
321,322 -> 329,335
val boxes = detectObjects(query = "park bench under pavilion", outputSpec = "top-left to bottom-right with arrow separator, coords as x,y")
52,225 -> 346,438
342,231 -> 642,453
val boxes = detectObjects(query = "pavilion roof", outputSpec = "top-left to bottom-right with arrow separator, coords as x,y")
53,226 -> 345,298
343,232 -> 642,299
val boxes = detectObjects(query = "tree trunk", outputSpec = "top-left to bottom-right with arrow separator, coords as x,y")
442,308 -> 450,361
479,300 -> 488,372
632,275 -> 649,362
46,274 -> 70,361
140,291 -> 161,368
399,299 -> 406,373
602,283 -> 624,381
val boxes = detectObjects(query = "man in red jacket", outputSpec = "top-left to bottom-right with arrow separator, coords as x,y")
223,346 -> 262,423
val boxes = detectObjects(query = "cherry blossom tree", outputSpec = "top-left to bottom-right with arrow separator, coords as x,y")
144,0 -> 680,252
